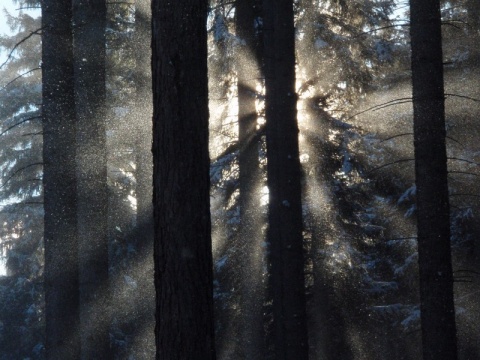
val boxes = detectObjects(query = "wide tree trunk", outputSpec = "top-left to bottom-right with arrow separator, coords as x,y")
42,1 -> 80,358
236,0 -> 265,358
263,0 -> 309,359
152,0 -> 216,359
409,0 -> 458,359
73,0 -> 111,358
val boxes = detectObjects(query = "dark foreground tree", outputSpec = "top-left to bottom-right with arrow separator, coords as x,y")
263,0 -> 309,358
152,0 -> 216,359
43,1 -> 80,358
73,0 -> 111,358
409,0 -> 458,359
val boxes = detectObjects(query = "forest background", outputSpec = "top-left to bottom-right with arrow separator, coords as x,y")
0,0 -> 479,359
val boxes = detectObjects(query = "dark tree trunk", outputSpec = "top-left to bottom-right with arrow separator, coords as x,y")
152,0 -> 216,359
73,1 -> 111,358
42,1 -> 80,358
263,0 -> 309,359
467,0 -> 480,32
409,1 -> 458,359
130,0 -> 155,356
236,0 -> 265,359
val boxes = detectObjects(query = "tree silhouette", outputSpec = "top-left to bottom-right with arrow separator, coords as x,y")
152,0 -> 216,358
409,0 -> 458,358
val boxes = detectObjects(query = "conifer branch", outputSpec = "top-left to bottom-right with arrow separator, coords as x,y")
446,136 -> 462,147
447,157 -> 480,167
0,27 -> 44,70
346,97 -> 412,120
379,133 -> 412,143
22,132 -> 43,137
15,6 -> 41,10
355,23 -> 409,37
448,170 -> 478,177
1,67 -> 41,90
0,116 -> 42,137
0,162 -> 43,190
385,237 -> 417,241
367,158 -> 414,174
445,93 -> 480,103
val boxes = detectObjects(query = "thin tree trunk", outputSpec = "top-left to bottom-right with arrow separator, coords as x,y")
409,0 -> 458,359
152,0 -> 216,359
263,0 -> 309,358
130,0 -> 155,356
43,1 -> 80,358
73,1 -> 111,358
236,0 -> 265,358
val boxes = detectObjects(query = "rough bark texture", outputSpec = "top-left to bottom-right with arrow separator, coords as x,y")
42,2 -> 80,358
152,0 -> 216,359
409,1 -> 458,359
263,0 -> 309,359
236,0 -> 265,358
73,1 -> 111,358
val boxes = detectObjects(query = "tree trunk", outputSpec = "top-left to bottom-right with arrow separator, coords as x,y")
152,0 -> 216,359
409,0 -> 458,359
263,0 -> 309,359
73,1 -> 111,358
42,1 -> 80,358
236,0 -> 265,358
467,0 -> 480,32
130,0 -> 155,356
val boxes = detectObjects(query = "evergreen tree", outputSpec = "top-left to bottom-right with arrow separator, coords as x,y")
263,0 -> 309,358
235,0 -> 265,358
42,0 -> 80,358
152,0 -> 216,358
130,0 -> 155,356
409,0 -> 458,358
0,4 -> 44,358
72,0 -> 111,358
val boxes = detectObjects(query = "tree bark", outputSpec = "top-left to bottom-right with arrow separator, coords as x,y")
42,1 -> 80,358
409,0 -> 458,359
73,0 -> 111,358
130,0 -> 155,356
467,0 -> 480,32
236,0 -> 265,358
152,0 -> 216,359
263,0 -> 309,359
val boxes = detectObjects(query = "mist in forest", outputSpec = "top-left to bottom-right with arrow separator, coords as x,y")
0,0 -> 479,359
